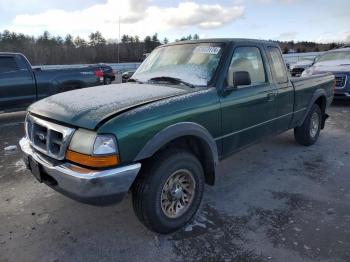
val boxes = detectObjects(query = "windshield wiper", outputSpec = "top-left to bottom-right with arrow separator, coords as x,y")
128,78 -> 145,84
148,76 -> 195,88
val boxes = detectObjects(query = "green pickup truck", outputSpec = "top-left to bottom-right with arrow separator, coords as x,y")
20,39 -> 334,233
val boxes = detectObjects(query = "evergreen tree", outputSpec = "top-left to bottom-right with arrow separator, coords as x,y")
64,34 -> 74,47
89,31 -> 106,46
283,46 -> 289,54
74,37 -> 87,48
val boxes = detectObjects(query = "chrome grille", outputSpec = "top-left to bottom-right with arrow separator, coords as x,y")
25,115 -> 75,160
335,75 -> 347,88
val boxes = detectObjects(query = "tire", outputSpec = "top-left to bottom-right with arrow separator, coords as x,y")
132,149 -> 205,234
294,104 -> 322,146
104,78 -> 112,85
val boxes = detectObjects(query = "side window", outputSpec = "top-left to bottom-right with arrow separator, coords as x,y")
228,47 -> 266,86
15,55 -> 30,72
0,57 -> 19,74
268,47 -> 288,83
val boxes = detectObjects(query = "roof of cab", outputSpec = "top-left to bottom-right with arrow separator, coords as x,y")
161,38 -> 279,47
0,52 -> 21,56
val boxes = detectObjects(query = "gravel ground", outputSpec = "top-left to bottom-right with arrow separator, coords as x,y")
0,102 -> 349,262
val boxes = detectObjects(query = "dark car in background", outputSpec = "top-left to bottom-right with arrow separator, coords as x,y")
0,53 -> 104,112
95,63 -> 115,84
302,47 -> 350,99
121,70 -> 136,83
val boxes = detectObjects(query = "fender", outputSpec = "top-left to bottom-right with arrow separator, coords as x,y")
297,88 -> 327,127
134,122 -> 219,165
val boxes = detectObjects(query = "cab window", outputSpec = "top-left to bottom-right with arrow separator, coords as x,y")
0,57 -> 19,74
228,47 -> 266,86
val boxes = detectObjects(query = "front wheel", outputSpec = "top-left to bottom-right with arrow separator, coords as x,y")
132,149 -> 204,234
294,104 -> 322,146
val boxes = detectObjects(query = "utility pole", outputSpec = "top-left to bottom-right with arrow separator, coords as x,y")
117,16 -> 120,64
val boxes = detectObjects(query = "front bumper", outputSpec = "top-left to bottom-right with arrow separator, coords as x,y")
334,74 -> 350,99
334,92 -> 350,100
19,137 -> 141,205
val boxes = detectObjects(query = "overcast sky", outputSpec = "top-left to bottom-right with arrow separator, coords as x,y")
0,0 -> 349,43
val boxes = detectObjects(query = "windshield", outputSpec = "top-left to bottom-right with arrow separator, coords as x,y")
317,51 -> 350,63
132,43 -> 224,86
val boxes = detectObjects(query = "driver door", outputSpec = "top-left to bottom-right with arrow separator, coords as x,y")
219,46 -> 277,157
0,56 -> 36,111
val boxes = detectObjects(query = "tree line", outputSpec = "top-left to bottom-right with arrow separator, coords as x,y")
278,40 -> 343,54
0,30 -> 344,65
0,30 -> 167,65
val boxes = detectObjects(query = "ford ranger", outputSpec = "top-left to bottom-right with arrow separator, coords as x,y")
19,39 -> 335,233
0,52 -> 105,112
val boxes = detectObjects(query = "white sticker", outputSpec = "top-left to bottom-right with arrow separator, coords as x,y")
193,46 -> 221,55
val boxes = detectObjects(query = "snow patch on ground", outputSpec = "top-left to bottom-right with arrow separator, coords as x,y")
15,160 -> 26,172
36,214 -> 50,225
4,145 -> 18,151
184,211 -> 215,232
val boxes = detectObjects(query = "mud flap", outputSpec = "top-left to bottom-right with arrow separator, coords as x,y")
321,113 -> 329,129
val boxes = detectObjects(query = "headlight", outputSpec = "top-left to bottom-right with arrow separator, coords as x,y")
66,129 -> 119,168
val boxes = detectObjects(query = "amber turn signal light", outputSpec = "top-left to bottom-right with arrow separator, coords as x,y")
66,150 -> 119,168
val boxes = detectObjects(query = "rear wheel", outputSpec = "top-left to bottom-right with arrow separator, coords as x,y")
132,149 -> 204,234
104,78 -> 112,85
294,104 -> 322,146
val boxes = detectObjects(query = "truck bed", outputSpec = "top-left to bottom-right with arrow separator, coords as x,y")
290,73 -> 334,127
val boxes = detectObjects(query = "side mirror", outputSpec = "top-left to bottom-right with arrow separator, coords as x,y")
227,70 -> 251,89
312,56 -> 319,65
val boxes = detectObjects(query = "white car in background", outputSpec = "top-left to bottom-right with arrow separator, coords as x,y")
302,47 -> 350,99
290,57 -> 316,77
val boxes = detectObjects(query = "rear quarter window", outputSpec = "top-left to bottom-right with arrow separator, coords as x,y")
268,47 -> 288,83
0,57 -> 19,73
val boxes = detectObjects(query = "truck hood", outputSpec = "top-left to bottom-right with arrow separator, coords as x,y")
312,60 -> 350,73
29,83 -> 189,129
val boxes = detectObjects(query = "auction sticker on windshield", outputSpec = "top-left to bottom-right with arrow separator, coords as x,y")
193,46 -> 221,55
